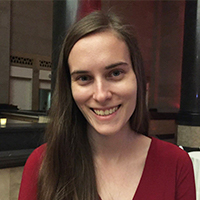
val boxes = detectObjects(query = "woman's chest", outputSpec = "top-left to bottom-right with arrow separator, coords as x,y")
96,159 -> 146,200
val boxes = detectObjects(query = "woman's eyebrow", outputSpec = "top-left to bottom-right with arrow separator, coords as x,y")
70,62 -> 128,76
71,70 -> 89,76
105,62 -> 128,69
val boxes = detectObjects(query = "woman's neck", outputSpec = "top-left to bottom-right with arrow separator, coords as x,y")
88,124 -> 141,164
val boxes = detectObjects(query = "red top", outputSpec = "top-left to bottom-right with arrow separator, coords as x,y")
18,137 -> 196,200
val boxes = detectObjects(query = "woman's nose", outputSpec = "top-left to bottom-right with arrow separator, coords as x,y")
92,80 -> 112,103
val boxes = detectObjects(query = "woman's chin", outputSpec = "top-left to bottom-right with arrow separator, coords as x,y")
88,123 -> 126,138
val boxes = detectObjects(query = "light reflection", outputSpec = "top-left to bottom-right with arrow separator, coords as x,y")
0,118 -> 7,128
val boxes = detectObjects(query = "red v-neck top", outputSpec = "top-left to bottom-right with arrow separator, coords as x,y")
133,137 -> 195,200
18,137 -> 196,200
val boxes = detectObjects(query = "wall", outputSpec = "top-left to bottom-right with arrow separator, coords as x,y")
0,0 -> 52,105
9,0 -> 52,110
11,0 -> 52,56
0,1 -> 11,104
151,1 -> 185,112
9,53 -> 51,110
0,167 -> 23,200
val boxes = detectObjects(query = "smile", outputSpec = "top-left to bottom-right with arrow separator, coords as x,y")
92,105 -> 120,116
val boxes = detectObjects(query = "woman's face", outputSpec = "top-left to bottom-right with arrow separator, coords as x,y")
68,31 -> 137,136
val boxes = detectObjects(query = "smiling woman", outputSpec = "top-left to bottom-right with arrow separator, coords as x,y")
69,31 -> 137,137
18,11 -> 195,200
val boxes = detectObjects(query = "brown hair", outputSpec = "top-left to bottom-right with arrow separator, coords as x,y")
38,11 -> 148,200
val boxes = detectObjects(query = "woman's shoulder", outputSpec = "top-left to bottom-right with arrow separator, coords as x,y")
148,137 -> 194,179
24,143 -> 46,171
150,137 -> 190,162
31,143 -> 46,156
29,143 -> 46,159
151,136 -> 184,152
18,144 -> 47,199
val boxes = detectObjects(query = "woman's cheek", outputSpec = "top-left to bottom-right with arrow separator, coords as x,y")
72,85 -> 90,103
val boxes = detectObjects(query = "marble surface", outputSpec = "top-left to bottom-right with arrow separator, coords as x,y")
0,167 -> 23,200
177,125 -> 200,147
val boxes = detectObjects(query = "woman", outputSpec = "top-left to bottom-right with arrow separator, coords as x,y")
18,11 -> 196,200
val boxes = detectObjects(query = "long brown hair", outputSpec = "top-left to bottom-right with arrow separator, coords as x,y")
38,11 -> 148,200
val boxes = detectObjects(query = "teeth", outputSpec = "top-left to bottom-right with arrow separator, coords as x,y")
93,106 -> 119,116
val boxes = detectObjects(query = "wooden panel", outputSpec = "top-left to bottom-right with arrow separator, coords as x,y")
149,119 -> 177,136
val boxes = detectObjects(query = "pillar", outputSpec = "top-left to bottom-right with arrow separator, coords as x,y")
52,0 -> 78,92
0,1 -> 11,104
177,0 -> 200,148
52,0 -> 101,92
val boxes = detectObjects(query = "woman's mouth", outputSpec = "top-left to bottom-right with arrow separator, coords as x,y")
91,105 -> 121,116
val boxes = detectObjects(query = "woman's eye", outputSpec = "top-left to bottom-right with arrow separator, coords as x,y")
78,76 -> 90,81
75,75 -> 92,85
108,69 -> 124,80
112,70 -> 121,77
